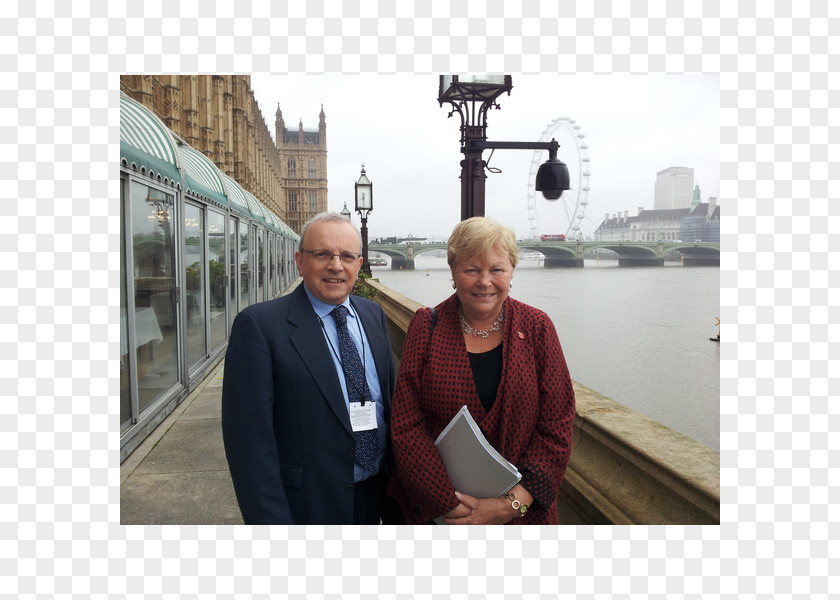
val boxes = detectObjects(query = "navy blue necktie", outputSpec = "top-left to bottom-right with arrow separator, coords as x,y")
330,305 -> 379,473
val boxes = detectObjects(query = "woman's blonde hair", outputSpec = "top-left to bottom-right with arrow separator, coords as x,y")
447,217 -> 519,268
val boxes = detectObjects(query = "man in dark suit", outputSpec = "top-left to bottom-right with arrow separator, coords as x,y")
221,212 -> 397,524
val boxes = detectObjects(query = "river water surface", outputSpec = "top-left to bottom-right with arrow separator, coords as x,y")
372,255 -> 720,451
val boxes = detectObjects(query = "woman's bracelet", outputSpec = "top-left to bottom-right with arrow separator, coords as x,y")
501,492 -> 529,518
444,507 -> 457,519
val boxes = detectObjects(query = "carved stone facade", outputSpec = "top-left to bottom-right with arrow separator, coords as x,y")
275,105 -> 328,235
119,75 -> 328,234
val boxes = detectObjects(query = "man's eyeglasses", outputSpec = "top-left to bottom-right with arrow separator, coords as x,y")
299,249 -> 361,264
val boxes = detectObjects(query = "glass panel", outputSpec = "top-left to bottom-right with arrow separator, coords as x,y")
228,217 -> 237,327
276,237 -> 280,295
278,237 -> 283,293
185,203 -> 206,367
256,227 -> 264,303
286,239 -> 294,289
457,74 -> 507,84
120,180 -> 132,428
131,180 -> 179,413
239,222 -> 250,310
279,238 -> 284,292
208,210 -> 227,351
278,238 -> 286,290
267,233 -> 276,298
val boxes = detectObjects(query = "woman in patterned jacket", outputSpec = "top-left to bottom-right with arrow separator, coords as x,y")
387,217 -> 576,524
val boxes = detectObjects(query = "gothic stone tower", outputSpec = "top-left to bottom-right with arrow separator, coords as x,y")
275,105 -> 328,234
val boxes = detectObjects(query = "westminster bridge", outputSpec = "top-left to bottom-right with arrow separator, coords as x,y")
370,240 -> 721,269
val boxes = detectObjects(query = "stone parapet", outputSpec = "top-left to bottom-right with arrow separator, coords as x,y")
560,383 -> 719,524
365,278 -> 423,361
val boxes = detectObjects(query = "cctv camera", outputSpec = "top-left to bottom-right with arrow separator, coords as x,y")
535,158 -> 570,202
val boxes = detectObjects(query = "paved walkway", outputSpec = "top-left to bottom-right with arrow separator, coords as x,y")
120,359 -> 244,525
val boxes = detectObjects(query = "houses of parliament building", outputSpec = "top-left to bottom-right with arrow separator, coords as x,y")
119,74 -> 328,235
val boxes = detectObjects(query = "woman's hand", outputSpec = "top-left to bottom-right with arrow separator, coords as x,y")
445,501 -> 473,520
444,491 -> 516,525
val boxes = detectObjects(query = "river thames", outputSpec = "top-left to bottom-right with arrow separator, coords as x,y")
371,255 -> 720,451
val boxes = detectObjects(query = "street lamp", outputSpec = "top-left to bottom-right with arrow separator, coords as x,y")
354,164 -> 373,277
340,202 -> 351,220
438,74 -> 571,220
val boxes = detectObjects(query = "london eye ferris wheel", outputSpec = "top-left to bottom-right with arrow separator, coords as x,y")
526,117 -> 591,240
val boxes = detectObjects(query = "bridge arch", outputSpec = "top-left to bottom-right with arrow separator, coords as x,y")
518,244 -> 581,267
369,243 -> 448,270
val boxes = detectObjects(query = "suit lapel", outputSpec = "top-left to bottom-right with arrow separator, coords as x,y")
287,286 -> 354,435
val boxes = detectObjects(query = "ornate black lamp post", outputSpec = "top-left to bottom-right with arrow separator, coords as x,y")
340,202 -> 351,220
438,75 -> 571,220
354,165 -> 373,277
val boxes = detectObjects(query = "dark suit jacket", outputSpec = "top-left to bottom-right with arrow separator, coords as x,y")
221,284 -> 396,524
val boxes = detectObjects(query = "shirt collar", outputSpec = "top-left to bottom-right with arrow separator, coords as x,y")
302,285 -> 355,321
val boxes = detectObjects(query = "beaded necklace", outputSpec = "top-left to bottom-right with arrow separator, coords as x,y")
458,302 -> 505,338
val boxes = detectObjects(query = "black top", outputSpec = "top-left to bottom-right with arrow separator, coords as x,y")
467,342 -> 503,413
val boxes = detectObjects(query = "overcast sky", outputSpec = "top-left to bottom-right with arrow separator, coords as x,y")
250,74 -> 719,241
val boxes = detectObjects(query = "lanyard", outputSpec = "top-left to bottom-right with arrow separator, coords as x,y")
318,306 -> 369,404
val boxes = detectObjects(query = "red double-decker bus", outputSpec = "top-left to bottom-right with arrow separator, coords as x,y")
540,233 -> 566,241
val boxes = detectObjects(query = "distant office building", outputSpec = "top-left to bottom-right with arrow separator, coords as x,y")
654,166 -> 694,210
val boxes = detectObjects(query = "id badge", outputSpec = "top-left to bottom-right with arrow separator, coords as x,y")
349,401 -> 377,432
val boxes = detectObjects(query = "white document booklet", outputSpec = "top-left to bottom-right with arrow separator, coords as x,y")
432,405 -> 522,523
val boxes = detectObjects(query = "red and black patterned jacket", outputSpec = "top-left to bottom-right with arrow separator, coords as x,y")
387,294 -> 576,524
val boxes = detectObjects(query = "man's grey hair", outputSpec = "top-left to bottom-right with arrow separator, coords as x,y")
299,212 -> 362,252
